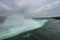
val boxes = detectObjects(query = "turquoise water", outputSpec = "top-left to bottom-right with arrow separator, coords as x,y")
0,18 -> 48,39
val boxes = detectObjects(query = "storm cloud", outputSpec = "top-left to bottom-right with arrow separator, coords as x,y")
0,0 -> 60,18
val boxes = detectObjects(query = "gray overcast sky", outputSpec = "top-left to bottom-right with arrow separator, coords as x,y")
0,0 -> 60,18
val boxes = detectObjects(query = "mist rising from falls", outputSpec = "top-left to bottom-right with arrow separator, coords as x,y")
0,14 -> 43,39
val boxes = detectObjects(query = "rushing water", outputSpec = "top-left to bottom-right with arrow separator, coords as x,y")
3,18 -> 60,40
0,14 -> 47,40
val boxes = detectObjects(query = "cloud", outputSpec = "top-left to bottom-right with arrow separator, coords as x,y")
0,0 -> 60,18
27,1 -> 60,18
